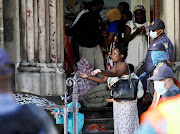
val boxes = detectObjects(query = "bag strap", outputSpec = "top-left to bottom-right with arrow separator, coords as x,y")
125,62 -> 133,88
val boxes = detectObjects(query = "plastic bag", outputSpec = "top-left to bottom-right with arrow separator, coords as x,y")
53,108 -> 64,124
54,102 -> 84,134
68,113 -> 84,134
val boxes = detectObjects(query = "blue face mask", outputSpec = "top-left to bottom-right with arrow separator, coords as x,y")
151,51 -> 166,66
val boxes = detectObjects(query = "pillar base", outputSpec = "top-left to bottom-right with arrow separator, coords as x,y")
17,62 -> 67,96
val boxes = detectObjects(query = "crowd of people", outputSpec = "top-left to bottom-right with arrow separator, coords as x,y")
71,0 -> 180,134
0,0 -> 179,133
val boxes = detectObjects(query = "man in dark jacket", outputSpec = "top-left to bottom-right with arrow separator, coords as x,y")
72,0 -> 105,70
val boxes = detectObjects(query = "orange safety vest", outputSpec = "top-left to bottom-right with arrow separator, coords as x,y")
140,94 -> 180,134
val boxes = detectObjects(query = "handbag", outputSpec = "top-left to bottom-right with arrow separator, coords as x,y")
135,61 -> 145,77
110,64 -> 139,101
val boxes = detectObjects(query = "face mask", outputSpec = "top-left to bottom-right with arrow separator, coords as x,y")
150,30 -> 158,39
153,79 -> 169,108
154,80 -> 168,95
151,51 -> 166,66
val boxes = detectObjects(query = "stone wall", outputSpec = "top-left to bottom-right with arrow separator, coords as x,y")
160,0 -> 180,81
3,0 -> 20,63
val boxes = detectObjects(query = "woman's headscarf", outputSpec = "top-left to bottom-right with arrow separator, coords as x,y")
106,8 -> 121,23
134,5 -> 146,13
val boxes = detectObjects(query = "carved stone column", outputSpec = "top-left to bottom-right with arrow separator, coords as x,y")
26,0 -> 34,62
38,0 -> 46,63
21,0 -> 27,61
49,0 -> 57,63
45,0 -> 50,63
17,0 -> 66,96
34,0 -> 39,62
57,0 -> 65,63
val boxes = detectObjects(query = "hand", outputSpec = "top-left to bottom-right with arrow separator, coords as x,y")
51,112 -> 55,115
140,26 -> 145,30
91,69 -> 101,76
106,98 -> 116,103
102,30 -> 107,37
135,27 -> 142,34
78,73 -> 88,78
140,26 -> 146,34
136,26 -> 145,34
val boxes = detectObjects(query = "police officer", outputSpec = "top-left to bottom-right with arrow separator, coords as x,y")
136,63 -> 180,134
140,42 -> 168,105
140,19 -> 174,102
0,47 -> 58,134
145,19 -> 174,74
149,63 -> 180,108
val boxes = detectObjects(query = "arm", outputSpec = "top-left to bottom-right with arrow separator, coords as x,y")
92,63 -> 128,77
166,41 -> 174,67
103,32 -> 115,48
168,60 -> 172,67
79,73 -> 108,83
103,21 -> 117,48
87,76 -> 108,83
124,25 -> 144,42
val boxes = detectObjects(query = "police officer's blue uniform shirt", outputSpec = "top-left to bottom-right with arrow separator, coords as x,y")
145,34 -> 174,74
161,84 -> 180,99
0,93 -> 20,115
168,84 -> 179,92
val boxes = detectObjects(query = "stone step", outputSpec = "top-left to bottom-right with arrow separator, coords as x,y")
84,118 -> 114,123
80,107 -> 113,119
82,130 -> 114,134
80,107 -> 113,112
82,118 -> 114,132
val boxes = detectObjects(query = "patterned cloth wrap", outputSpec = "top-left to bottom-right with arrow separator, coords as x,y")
105,36 -> 118,71
76,57 -> 97,101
